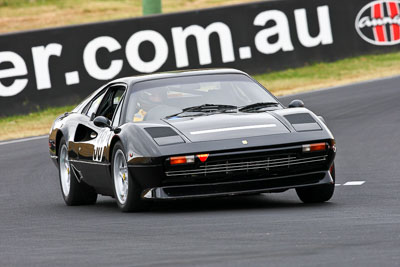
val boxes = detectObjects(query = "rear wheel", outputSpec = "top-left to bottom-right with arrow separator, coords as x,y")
58,137 -> 97,205
111,141 -> 149,212
296,164 -> 335,203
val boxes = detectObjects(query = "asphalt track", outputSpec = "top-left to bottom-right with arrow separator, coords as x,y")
1,76 -> 400,266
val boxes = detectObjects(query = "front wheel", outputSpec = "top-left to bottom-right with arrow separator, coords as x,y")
58,137 -> 97,206
296,164 -> 335,203
111,141 -> 149,212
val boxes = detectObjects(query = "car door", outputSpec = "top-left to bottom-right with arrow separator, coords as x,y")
69,83 -> 127,190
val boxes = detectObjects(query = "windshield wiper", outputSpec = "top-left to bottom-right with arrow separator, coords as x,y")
239,102 -> 279,112
165,104 -> 237,119
183,104 -> 237,112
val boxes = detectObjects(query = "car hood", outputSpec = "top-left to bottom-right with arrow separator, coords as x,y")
164,112 -> 290,142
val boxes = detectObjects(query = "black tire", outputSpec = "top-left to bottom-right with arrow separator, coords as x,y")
296,164 -> 335,203
58,136 -> 97,206
111,141 -> 149,212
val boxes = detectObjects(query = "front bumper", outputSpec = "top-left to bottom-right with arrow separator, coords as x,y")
141,170 -> 333,200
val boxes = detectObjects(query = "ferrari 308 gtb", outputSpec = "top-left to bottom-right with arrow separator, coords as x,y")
49,69 -> 336,212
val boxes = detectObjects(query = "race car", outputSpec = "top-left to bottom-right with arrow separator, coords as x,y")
49,69 -> 336,212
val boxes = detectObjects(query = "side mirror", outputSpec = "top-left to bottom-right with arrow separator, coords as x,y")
288,99 -> 305,108
93,116 -> 112,129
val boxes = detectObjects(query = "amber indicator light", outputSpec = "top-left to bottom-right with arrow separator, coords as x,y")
303,143 -> 326,152
170,155 -> 195,165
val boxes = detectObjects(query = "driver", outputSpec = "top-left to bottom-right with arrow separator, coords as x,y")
133,89 -> 165,122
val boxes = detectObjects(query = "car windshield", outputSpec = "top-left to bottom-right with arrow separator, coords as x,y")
123,74 -> 278,123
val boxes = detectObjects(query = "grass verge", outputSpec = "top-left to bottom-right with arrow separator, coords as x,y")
255,52 -> 400,96
1,51 -> 400,141
0,105 -> 75,141
0,0 -> 256,34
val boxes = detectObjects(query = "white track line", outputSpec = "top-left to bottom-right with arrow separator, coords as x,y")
343,181 -> 366,186
0,135 -> 48,146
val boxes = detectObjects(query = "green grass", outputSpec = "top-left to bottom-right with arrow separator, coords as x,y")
2,51 -> 400,141
0,105 -> 75,141
0,0 -> 255,34
0,0 -> 133,8
254,52 -> 400,96
0,0 -> 78,8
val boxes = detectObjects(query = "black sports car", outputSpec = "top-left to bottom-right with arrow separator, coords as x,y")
49,69 -> 336,212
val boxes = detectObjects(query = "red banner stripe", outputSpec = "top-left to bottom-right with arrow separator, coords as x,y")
373,3 -> 386,42
388,2 -> 400,41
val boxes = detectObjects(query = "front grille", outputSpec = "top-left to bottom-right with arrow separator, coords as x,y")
164,145 -> 330,184
165,155 -> 327,177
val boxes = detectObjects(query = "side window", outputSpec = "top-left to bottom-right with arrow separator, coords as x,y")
84,91 -> 106,117
112,96 -> 124,127
96,85 -> 126,120
76,87 -> 105,114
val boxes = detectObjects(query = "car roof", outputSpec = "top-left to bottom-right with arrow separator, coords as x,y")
111,68 -> 248,87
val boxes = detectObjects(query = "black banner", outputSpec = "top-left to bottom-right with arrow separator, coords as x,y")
1,0 -> 399,116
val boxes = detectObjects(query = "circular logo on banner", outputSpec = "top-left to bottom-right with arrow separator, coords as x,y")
355,0 -> 400,46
